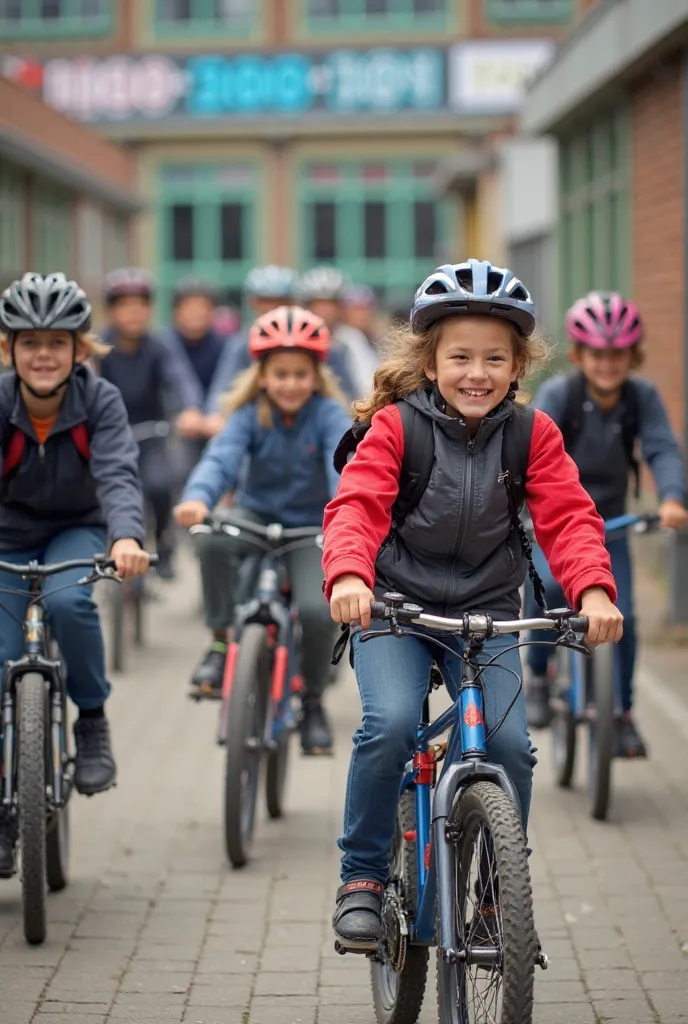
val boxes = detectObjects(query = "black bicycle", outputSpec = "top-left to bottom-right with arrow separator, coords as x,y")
190,513 -> 322,868
0,552 -> 155,944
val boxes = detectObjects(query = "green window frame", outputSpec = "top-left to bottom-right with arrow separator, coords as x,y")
154,0 -> 258,38
33,182 -> 72,277
485,0 -> 573,23
299,159 -> 449,307
559,104 -> 631,320
303,0 -> 448,36
0,0 -> 113,39
0,161 -> 26,278
157,162 -> 258,318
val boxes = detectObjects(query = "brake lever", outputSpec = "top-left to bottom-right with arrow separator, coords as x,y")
556,629 -> 593,656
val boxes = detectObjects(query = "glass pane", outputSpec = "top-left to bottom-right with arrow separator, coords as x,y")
41,0 -> 62,18
82,0 -> 107,14
313,202 -> 336,261
159,0 -> 190,22
0,0 -> 22,18
414,201 -> 436,258
364,202 -> 386,259
414,0 -> 444,10
171,204 -> 194,261
365,0 -> 388,12
310,0 -> 339,14
221,203 -> 244,260
307,164 -> 339,182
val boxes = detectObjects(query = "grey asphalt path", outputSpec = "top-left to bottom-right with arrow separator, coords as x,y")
0,552 -> 686,1023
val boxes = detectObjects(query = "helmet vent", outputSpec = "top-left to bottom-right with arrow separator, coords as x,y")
455,269 -> 473,291
510,284 -> 529,301
487,271 -> 504,294
425,280 -> 450,295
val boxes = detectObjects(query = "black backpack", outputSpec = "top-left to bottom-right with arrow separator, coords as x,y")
559,371 -> 640,497
333,399 -> 547,608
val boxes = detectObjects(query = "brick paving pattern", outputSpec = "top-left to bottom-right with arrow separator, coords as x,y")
0,554 -> 686,1022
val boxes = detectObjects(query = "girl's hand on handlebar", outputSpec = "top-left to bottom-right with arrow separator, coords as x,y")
173,500 -> 209,528
111,538 -> 150,579
658,499 -> 688,530
579,586 -> 624,645
330,574 -> 375,628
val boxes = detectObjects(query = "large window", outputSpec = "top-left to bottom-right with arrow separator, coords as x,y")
559,106 -> 631,317
0,0 -> 112,38
155,0 -> 257,37
486,0 -> 573,22
305,0 -> 448,34
301,159 -> 449,306
0,161 -> 26,279
33,183 -> 72,277
157,162 -> 257,314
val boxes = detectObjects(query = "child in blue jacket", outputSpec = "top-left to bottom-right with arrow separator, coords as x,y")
0,272 -> 150,878
175,305 -> 351,754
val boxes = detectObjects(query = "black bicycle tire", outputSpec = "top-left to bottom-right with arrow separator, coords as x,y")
110,584 -> 125,673
265,728 -> 290,820
588,643 -> 615,821
371,789 -> 429,1024
438,781 -> 536,1024
551,708 -> 576,788
18,673 -> 48,945
223,624 -> 271,868
46,694 -> 70,893
133,581 -> 144,648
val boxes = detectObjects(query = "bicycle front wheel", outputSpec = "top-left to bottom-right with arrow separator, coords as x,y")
18,673 -> 49,945
587,643 -> 615,821
223,624 -> 271,868
438,781 -> 536,1024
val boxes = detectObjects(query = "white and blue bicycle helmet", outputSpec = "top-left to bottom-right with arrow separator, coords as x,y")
244,265 -> 298,300
411,259 -> 536,336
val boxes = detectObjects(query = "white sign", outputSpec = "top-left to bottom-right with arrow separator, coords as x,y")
449,40 -> 555,114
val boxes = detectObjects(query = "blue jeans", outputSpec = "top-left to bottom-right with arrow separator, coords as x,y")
340,628 -> 535,885
525,537 -> 636,711
0,527 -> 110,711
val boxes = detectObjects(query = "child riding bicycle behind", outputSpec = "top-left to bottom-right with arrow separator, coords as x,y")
0,272 -> 150,877
322,259 -> 623,951
524,292 -> 687,756
174,306 -> 351,755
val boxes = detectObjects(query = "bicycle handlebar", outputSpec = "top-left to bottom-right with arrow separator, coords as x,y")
191,516 -> 322,544
0,552 -> 159,577
130,420 -> 171,443
369,599 -> 588,638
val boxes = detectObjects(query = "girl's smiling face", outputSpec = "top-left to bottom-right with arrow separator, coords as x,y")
258,349 -> 319,416
426,317 -> 521,429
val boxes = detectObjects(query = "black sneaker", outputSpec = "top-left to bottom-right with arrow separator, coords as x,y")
73,716 -> 117,796
615,715 -> 648,758
156,548 -> 176,581
333,880 -> 383,953
190,642 -> 227,698
525,674 -> 552,730
0,813 -> 18,879
300,697 -> 333,755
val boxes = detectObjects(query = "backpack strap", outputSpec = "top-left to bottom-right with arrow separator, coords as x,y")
1,429 -> 26,479
392,401 -> 435,528
619,379 -> 640,498
558,371 -> 587,456
499,404 -> 548,610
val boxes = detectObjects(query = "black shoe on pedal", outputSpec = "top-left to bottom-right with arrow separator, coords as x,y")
300,697 -> 333,755
73,716 -> 117,796
156,548 -> 176,581
0,813 -> 18,878
615,715 -> 648,758
190,642 -> 227,698
333,880 -> 383,952
525,674 -> 552,730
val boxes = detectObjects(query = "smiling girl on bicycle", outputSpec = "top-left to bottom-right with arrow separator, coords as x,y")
322,259 -> 624,950
0,272 -> 150,877
174,306 -> 351,755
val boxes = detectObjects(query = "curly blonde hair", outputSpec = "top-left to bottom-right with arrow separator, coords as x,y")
353,315 -> 550,422
221,355 -> 349,428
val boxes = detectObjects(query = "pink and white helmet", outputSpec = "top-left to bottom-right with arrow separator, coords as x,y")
565,291 -> 643,349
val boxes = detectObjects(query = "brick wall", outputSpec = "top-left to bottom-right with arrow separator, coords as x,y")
631,56 -> 685,440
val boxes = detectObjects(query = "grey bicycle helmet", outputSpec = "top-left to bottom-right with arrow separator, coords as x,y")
0,272 -> 92,335
172,276 -> 218,307
244,264 -> 298,300
103,267 -> 156,305
296,266 -> 349,303
411,259 -> 536,336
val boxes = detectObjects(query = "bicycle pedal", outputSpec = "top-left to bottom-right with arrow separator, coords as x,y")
537,951 -> 549,970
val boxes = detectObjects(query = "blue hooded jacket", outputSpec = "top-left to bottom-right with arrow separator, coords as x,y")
183,394 -> 351,527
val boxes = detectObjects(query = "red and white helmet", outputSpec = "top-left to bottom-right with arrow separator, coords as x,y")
565,291 -> 643,349
248,305 -> 330,362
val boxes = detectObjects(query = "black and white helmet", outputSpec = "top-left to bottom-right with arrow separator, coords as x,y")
411,259 -> 536,335
296,266 -> 349,303
0,272 -> 92,335
103,266 -> 156,305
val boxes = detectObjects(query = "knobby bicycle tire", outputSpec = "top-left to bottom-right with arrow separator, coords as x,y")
438,781 -> 536,1024
46,694 -> 70,893
265,727 -> 290,820
588,643 -> 615,821
223,624 -> 271,868
371,788 -> 429,1024
18,673 -> 49,945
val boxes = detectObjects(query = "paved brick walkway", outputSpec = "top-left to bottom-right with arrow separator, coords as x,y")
1,555 -> 687,1023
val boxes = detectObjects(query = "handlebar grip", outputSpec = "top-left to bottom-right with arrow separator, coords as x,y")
567,616 -> 588,634
148,553 -> 159,567
370,601 -> 389,621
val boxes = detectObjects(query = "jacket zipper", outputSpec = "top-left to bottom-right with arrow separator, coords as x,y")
452,436 -> 475,560
38,443 -> 45,464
